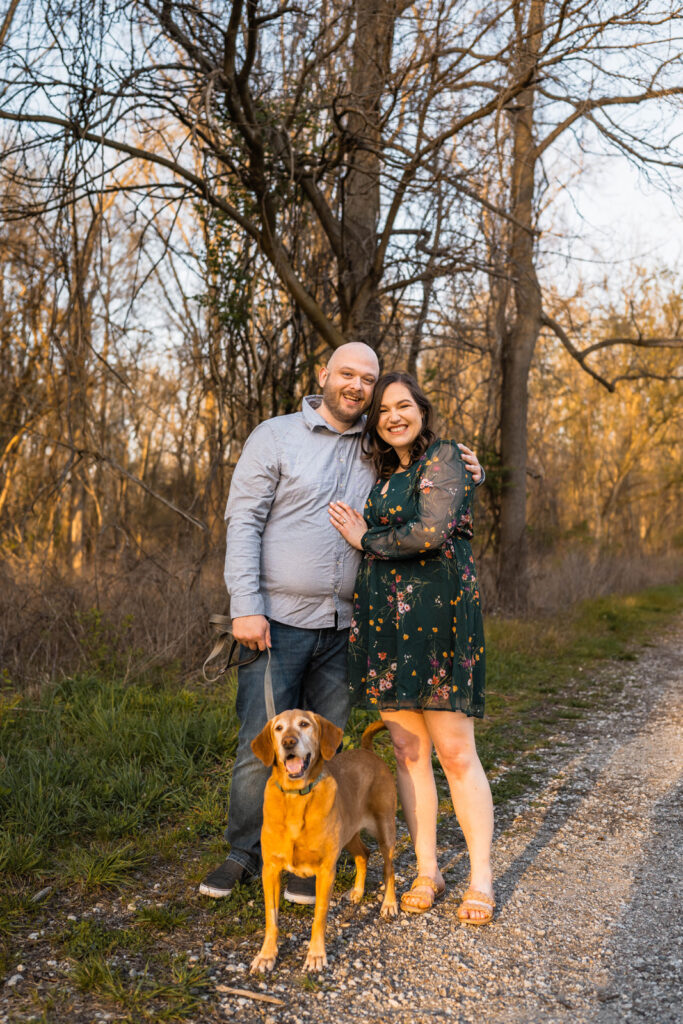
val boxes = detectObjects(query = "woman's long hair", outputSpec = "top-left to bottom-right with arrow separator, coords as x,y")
362,372 -> 436,479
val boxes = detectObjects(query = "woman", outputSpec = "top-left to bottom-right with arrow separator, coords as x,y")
329,372 -> 494,923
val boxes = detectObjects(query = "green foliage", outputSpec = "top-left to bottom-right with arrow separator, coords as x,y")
196,205 -> 253,334
202,877 -> 264,937
60,841 -> 148,892
75,609 -> 140,677
0,831 -> 44,875
59,919 -> 149,958
0,890 -> 37,939
0,674 -> 238,883
299,972 -> 323,990
134,904 -> 189,932
69,953 -> 209,1020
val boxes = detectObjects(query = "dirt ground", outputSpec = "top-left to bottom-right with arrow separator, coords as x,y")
4,621 -> 681,1023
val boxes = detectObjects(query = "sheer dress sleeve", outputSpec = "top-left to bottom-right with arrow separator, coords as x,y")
361,441 -> 471,560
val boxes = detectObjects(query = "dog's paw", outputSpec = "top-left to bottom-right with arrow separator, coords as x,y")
346,887 -> 364,905
303,948 -> 328,972
250,951 -> 277,974
380,898 -> 398,919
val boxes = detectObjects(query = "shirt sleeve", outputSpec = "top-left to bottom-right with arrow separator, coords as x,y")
224,422 -> 280,618
361,442 -> 471,560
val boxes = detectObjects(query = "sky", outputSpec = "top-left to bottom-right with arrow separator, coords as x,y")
541,104 -> 683,297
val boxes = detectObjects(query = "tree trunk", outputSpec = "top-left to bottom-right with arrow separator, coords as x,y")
496,0 -> 545,612
63,200 -> 102,573
341,0 -> 396,349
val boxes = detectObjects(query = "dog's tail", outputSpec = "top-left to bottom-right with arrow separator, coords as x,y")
360,719 -> 387,750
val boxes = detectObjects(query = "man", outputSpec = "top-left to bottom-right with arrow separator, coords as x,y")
199,343 -> 482,903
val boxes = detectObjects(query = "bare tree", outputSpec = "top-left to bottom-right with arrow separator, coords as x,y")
1,1 -> 682,614
0,2 -> 540,350
474,1 -> 683,609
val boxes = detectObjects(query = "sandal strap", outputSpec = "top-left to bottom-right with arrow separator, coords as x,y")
460,887 -> 495,908
411,875 -> 442,895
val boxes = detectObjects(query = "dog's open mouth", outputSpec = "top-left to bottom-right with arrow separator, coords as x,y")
284,752 -> 311,779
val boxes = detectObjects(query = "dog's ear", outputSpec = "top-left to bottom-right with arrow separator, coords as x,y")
315,715 -> 344,761
251,722 -> 276,766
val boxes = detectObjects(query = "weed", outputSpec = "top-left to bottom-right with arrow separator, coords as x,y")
59,918 -> 150,958
491,767 -> 536,804
205,881 -> 264,938
0,890 -> 37,939
299,972 -> 323,991
134,904 -> 190,931
69,952 -> 209,1020
71,952 -> 122,994
75,608 -> 139,678
60,841 -> 148,892
0,831 -> 44,875
333,854 -> 356,893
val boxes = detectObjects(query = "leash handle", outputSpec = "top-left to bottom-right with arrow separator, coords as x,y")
262,647 -> 275,719
203,614 -> 275,718
202,615 -> 233,683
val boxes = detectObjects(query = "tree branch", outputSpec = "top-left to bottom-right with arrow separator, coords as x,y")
541,312 -> 615,392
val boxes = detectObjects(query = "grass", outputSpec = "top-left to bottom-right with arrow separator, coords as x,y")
0,581 -> 681,1021
0,674 -> 239,879
68,953 -> 209,1021
58,919 -> 151,959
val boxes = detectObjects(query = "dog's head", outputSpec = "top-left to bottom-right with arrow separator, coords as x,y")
251,710 -> 343,785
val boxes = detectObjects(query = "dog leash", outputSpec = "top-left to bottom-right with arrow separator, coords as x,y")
203,613 -> 276,718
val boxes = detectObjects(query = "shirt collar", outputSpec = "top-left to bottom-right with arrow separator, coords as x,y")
302,395 -> 365,436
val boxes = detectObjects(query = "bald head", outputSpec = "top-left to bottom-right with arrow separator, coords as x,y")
326,342 -> 379,376
317,342 -> 379,432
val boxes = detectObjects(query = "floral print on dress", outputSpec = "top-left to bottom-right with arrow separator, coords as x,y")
348,440 -> 485,717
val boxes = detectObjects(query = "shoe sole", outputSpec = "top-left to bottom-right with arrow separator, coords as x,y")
198,882 -> 232,898
199,876 -> 257,898
283,887 -> 316,906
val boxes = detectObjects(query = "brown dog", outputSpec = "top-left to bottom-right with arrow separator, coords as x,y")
249,711 -> 397,973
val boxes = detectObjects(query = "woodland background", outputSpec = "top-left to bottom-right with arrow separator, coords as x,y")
0,1 -> 682,686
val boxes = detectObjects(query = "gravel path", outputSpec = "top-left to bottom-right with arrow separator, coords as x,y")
217,622 -> 682,1024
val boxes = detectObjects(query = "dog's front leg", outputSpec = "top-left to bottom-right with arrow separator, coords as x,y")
250,864 -> 281,973
303,866 -> 335,972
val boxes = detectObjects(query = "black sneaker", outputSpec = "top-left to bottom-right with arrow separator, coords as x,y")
198,859 -> 257,898
283,874 -> 316,905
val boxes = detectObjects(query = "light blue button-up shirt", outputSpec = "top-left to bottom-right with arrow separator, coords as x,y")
224,396 -> 376,630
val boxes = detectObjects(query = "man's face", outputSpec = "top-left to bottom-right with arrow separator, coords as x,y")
319,354 -> 378,426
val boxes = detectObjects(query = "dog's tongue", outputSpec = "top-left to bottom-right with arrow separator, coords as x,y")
285,757 -> 304,776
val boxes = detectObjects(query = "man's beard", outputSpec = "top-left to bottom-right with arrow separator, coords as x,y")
321,381 -> 367,424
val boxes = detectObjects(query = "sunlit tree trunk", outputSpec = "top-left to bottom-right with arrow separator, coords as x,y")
497,0 -> 545,612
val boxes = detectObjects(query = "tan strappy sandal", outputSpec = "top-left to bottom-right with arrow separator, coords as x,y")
457,887 -> 495,926
400,876 -> 446,914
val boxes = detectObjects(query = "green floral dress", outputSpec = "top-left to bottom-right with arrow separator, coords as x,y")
348,440 -> 485,716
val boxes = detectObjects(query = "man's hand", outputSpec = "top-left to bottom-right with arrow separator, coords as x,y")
458,444 -> 483,484
232,615 -> 271,652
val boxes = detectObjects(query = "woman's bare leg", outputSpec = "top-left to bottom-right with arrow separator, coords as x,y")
380,710 -> 444,896
424,710 -> 494,921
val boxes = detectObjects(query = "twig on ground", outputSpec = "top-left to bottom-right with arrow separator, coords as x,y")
214,984 -> 285,1005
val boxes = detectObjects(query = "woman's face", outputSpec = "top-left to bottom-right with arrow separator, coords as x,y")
376,382 -> 423,456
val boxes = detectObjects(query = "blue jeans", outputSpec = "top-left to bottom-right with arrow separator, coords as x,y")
225,619 -> 350,873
